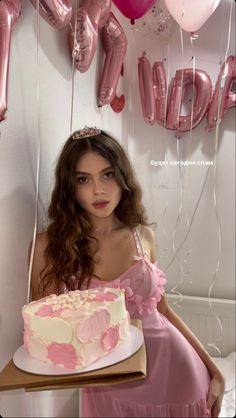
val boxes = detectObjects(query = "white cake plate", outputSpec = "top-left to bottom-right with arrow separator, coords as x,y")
13,325 -> 143,376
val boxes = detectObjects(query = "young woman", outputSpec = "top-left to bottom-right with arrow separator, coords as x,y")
31,127 -> 225,417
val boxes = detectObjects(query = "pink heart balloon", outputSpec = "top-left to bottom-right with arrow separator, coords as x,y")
112,0 -> 156,20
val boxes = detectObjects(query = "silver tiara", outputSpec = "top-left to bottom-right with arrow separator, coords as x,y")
71,126 -> 101,140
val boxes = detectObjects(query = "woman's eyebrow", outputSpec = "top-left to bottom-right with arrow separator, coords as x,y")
75,166 -> 113,175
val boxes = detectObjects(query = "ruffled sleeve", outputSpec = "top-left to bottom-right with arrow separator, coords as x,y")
152,261 -> 167,301
119,258 -> 167,317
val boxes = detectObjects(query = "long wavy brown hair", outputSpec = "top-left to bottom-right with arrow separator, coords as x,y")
39,130 -> 149,294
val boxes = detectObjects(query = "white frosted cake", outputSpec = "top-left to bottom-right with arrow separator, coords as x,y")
22,288 -> 130,370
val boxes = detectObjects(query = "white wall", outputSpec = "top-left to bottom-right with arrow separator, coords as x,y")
0,0 -> 235,416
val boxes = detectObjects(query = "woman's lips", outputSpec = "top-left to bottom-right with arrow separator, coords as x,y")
92,201 -> 109,209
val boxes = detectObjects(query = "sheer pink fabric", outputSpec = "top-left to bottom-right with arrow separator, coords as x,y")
79,228 -> 211,417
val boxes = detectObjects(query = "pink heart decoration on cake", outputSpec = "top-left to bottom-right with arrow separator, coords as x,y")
48,343 -> 78,369
101,326 -> 119,351
76,309 -> 110,343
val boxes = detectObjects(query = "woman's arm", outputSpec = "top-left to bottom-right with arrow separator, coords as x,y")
29,232 -> 57,300
157,295 -> 225,416
141,225 -> 225,417
157,295 -> 224,378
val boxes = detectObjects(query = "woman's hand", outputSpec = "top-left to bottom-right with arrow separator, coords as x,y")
207,372 -> 225,417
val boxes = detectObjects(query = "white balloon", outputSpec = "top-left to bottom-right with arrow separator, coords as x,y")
164,0 -> 221,32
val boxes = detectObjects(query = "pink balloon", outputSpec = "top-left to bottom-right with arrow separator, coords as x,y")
99,0 -> 111,27
164,0 -> 221,32
166,68 -> 212,132
153,62 -> 167,126
4,0 -> 21,29
225,91 -> 236,110
0,0 -> 21,122
30,0 -> 72,31
112,0 -> 155,20
98,12 -> 127,107
69,0 -> 111,73
138,53 -> 155,125
207,55 -> 236,131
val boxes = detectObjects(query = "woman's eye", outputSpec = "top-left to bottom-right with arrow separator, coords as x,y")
76,176 -> 88,184
104,171 -> 114,179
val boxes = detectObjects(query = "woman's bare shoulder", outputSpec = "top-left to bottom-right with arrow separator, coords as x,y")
30,231 -> 50,300
28,231 -> 48,260
139,224 -> 157,262
35,231 -> 48,250
139,224 -> 156,243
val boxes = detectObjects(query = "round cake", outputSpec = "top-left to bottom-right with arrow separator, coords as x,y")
22,288 -> 130,370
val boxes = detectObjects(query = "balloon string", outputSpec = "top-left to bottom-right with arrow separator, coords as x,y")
69,4 -> 78,134
170,25 -> 186,305
158,41 -> 168,176
162,43 -> 169,181
170,140 -> 185,306
176,25 -> 184,136
163,43 -> 170,130
157,44 -> 170,265
159,201 -> 169,264
131,27 -> 136,159
165,164 -> 210,272
206,0 -> 233,356
189,34 -> 196,136
180,33 -> 196,263
27,0 -> 41,303
207,109 -> 222,357
222,0 -> 233,64
183,33 -> 196,189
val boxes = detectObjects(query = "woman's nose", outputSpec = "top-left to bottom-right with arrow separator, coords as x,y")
93,180 -> 105,194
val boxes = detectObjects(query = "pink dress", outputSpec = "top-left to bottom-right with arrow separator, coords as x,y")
80,228 -> 211,417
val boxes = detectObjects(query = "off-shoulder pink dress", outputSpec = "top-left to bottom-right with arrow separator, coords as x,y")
79,228 -> 211,417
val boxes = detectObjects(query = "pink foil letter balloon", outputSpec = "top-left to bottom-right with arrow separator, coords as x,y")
152,62 -> 167,126
0,0 -> 21,122
138,53 -> 155,125
207,55 -> 236,131
30,0 -> 72,31
166,68 -> 212,132
98,12 -> 127,108
69,0 -> 111,73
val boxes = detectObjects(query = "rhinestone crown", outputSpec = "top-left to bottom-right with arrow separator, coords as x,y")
71,126 -> 101,140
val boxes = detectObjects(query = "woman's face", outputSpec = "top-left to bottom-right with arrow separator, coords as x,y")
75,151 -> 122,220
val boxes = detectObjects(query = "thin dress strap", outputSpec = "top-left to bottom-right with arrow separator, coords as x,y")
132,227 -> 145,258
